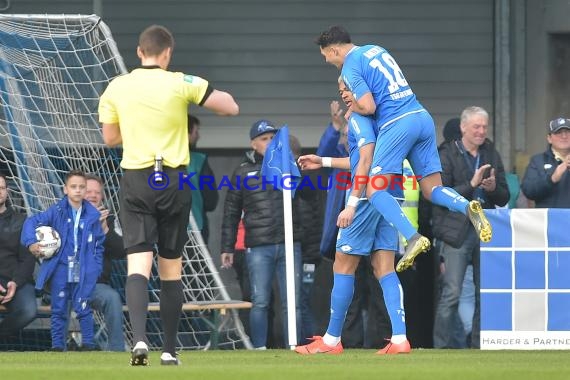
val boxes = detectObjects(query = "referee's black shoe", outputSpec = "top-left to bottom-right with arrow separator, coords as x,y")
160,352 -> 180,365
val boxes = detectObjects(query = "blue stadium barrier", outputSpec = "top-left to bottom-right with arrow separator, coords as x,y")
481,208 -> 570,349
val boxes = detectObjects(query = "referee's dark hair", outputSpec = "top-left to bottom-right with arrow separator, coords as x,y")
138,25 -> 174,57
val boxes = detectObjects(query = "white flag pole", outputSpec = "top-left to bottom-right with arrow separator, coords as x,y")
282,184 -> 297,349
266,126 -> 298,349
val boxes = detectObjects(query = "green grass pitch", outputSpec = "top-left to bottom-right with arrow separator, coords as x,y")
1,349 -> 569,380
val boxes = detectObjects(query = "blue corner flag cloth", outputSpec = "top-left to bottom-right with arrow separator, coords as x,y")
261,125 -> 301,197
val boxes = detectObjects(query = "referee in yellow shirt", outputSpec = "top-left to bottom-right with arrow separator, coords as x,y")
98,24 -> 238,366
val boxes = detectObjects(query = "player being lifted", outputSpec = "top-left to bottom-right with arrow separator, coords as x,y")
315,25 -> 492,272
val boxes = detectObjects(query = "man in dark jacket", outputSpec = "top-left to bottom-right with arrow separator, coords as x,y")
432,106 -> 509,349
220,119 -> 303,349
521,117 -> 570,208
0,174 -> 37,337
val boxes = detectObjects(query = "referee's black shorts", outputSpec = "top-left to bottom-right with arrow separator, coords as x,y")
119,166 -> 192,259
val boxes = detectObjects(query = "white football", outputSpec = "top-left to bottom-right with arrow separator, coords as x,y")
35,226 -> 61,259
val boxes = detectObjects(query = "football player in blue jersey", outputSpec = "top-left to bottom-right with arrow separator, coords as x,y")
315,25 -> 492,272
295,78 -> 410,355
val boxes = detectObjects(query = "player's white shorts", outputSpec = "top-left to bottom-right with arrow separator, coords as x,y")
335,200 -> 398,255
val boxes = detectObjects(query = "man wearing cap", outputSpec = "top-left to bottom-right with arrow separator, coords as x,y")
521,118 -> 570,208
220,120 -> 303,349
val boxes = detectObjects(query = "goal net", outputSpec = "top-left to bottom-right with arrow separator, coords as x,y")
0,14 -> 250,351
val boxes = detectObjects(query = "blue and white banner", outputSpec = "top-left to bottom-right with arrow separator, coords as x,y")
481,208 -> 570,350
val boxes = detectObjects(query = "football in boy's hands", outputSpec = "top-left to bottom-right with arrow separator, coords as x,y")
35,226 -> 61,258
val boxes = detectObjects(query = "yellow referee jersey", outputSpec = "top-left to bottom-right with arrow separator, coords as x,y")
98,67 -> 209,169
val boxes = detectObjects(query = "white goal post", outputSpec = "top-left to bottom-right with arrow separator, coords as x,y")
0,13 -> 251,350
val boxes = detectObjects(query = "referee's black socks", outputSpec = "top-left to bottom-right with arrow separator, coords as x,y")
160,279 -> 184,355
125,273 -> 149,345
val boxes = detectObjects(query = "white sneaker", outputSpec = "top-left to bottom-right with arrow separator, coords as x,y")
160,352 -> 180,365
130,341 -> 149,366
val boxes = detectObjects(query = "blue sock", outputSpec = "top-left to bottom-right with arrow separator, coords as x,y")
326,273 -> 355,338
431,186 -> 469,214
369,191 -> 417,240
380,272 -> 406,336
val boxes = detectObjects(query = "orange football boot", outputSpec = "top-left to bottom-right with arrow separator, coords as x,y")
376,339 -> 411,355
295,336 -> 344,355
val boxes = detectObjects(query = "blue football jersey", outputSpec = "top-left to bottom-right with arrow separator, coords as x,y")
341,45 -> 424,130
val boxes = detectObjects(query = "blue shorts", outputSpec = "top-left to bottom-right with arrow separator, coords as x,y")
336,201 -> 398,255
370,110 -> 442,179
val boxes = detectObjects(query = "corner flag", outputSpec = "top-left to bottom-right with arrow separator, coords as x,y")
260,124 -> 300,349
261,125 -> 301,196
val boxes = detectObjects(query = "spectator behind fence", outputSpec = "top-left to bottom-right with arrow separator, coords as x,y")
521,117 -> 570,208
98,24 -> 238,366
432,106 -> 509,349
0,174 -> 37,339
84,174 -> 126,352
220,120 -> 303,349
21,170 -> 105,351
187,114 -> 219,242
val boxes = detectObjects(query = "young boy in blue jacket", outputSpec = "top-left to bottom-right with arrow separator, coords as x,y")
21,170 -> 105,351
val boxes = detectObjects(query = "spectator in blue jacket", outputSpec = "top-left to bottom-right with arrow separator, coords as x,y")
317,101 -> 349,260
521,117 -> 570,208
21,170 -> 105,351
